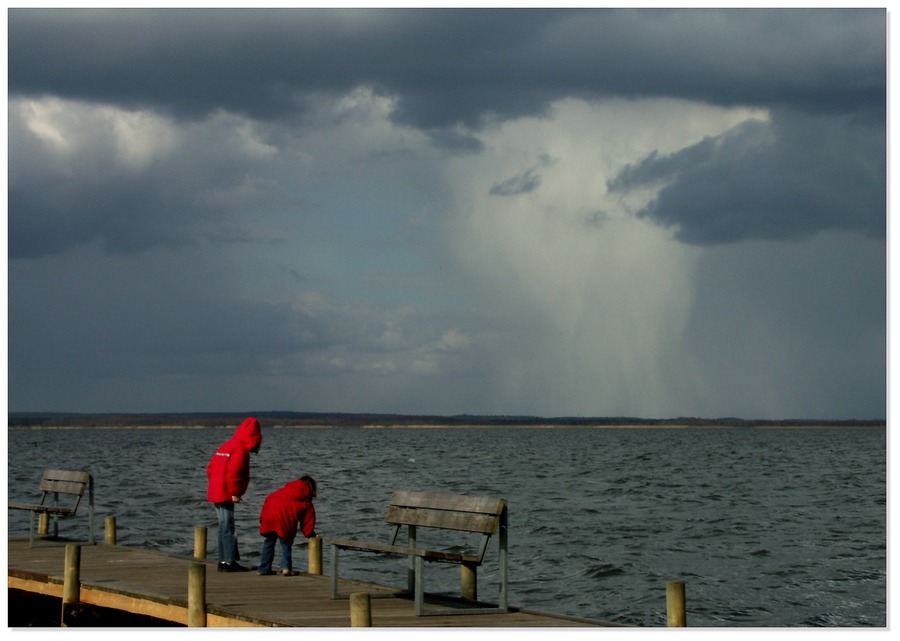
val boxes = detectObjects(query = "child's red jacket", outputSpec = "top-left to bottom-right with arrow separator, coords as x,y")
206,417 -> 263,503
259,480 -> 317,544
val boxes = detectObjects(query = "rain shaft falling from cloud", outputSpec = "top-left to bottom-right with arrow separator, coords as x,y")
447,98 -> 767,416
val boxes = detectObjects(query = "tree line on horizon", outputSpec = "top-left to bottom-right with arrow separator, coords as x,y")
6,411 -> 885,429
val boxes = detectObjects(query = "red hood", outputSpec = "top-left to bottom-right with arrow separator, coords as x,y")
235,417 -> 262,451
283,479 -> 313,502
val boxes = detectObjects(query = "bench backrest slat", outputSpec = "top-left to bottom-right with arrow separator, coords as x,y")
385,491 -> 506,535
39,470 -> 90,497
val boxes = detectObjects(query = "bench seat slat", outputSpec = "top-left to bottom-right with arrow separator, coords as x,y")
8,503 -> 74,515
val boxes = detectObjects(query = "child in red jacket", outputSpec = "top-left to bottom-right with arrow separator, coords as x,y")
257,475 -> 318,576
206,417 -> 262,572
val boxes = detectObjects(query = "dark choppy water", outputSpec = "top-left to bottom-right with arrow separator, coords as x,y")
6,426 -> 886,627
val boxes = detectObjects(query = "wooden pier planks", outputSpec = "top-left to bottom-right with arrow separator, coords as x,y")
7,539 -> 603,627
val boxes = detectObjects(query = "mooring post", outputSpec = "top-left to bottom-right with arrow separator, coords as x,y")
104,515 -> 117,545
666,580 -> 686,627
188,561 -> 207,627
38,512 -> 49,536
461,563 -> 477,602
308,535 -> 322,575
61,544 -> 81,627
194,525 -> 207,559
350,592 -> 372,627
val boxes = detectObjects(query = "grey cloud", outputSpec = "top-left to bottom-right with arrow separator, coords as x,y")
489,154 -> 554,196
585,211 -> 611,228
6,9 -> 885,419
7,8 -> 559,129
425,128 -> 485,154
8,9 -> 885,131
490,168 -> 542,197
7,9 -> 886,256
608,110 -> 886,244
202,224 -> 287,247
7,244 -> 455,406
684,232 -> 885,419
7,103 -> 283,259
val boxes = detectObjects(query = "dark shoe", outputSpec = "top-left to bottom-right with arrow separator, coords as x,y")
258,570 -> 276,576
221,562 -> 250,572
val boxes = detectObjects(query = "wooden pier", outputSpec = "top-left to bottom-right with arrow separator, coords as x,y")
7,538 -> 612,627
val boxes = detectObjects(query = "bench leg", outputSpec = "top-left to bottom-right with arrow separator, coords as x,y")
407,525 -> 416,593
414,556 -> 424,616
330,545 -> 339,599
499,516 -> 509,611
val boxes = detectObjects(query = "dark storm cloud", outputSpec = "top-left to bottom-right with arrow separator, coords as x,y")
8,8 -> 884,250
7,8 -> 562,128
8,8 -> 884,128
608,110 -> 886,244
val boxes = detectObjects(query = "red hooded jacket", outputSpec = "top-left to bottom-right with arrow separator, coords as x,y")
206,417 -> 263,504
259,479 -> 317,544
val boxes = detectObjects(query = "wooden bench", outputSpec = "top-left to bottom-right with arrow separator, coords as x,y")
324,491 -> 508,616
8,469 -> 95,547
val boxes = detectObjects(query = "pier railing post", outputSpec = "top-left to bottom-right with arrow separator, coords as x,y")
194,525 -> 207,559
666,580 -> 686,627
104,515 -> 117,545
350,592 -> 372,627
188,561 -> 207,627
308,535 -> 322,575
61,544 -> 81,627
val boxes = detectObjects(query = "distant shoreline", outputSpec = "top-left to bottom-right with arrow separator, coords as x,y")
7,411 -> 885,430
7,422 -> 885,431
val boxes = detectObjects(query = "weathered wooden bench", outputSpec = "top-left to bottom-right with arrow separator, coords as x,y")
8,469 -> 95,547
324,491 -> 508,616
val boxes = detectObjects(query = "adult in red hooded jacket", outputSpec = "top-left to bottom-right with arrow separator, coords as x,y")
206,417 -> 262,572
257,476 -> 317,575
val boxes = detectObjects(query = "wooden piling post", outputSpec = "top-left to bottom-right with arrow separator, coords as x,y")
461,563 -> 477,601
38,512 -> 49,536
61,544 -> 81,627
666,580 -> 686,627
194,525 -> 207,559
308,535 -> 322,575
104,515 -> 117,545
188,561 -> 207,627
350,592 -> 372,627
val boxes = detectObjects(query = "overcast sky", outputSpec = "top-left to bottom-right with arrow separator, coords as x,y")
5,7 -> 887,420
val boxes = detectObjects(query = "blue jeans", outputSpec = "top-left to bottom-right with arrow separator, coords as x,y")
214,502 -> 240,564
258,531 -> 292,574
